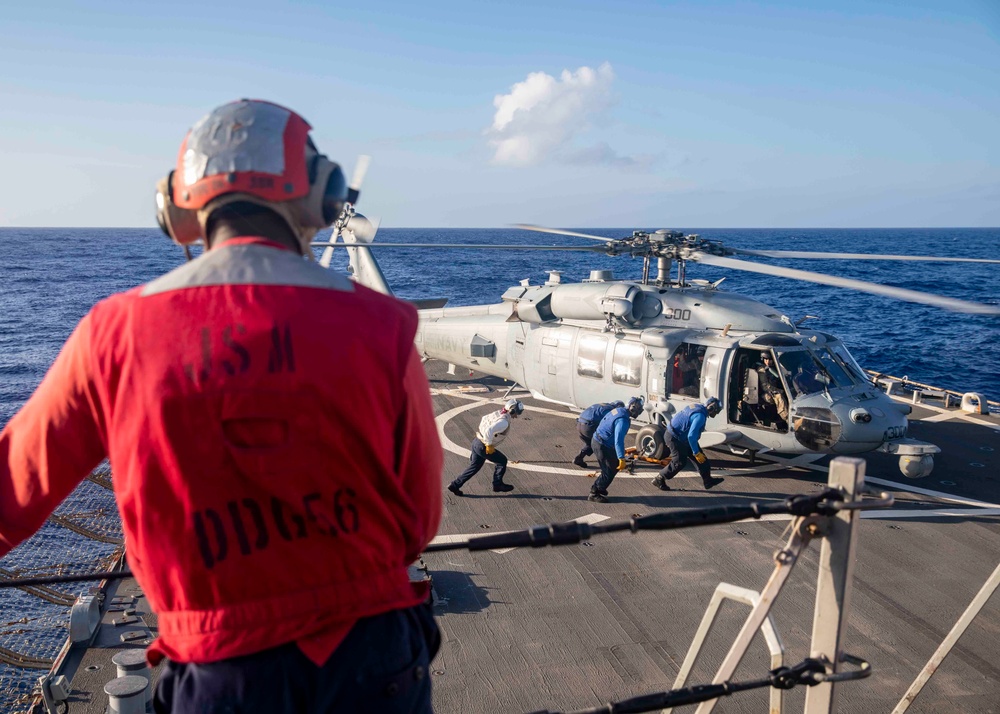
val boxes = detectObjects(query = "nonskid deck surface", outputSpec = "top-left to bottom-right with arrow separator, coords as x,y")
20,360 -> 1000,713
424,360 -> 1000,714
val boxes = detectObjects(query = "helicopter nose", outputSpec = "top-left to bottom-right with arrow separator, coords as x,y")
833,407 -> 902,452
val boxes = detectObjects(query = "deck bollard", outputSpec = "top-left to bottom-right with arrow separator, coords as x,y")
105,675 -> 147,714
112,650 -> 151,710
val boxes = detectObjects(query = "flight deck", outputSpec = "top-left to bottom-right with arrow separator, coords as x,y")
12,359 -> 1000,714
424,360 -> 1000,714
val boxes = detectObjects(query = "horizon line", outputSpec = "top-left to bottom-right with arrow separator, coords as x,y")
1,226 -> 998,231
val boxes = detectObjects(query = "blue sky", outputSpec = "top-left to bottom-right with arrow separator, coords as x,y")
1,0 -> 998,227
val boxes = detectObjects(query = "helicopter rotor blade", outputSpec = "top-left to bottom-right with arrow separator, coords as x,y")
511,224 -> 617,244
731,248 -> 1000,264
318,225 -> 339,268
308,242 -> 608,252
694,253 -> 1000,315
346,155 -> 371,205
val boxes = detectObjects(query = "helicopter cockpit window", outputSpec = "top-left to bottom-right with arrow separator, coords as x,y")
828,342 -> 870,384
671,343 -> 705,397
577,334 -> 607,379
814,348 -> 853,388
612,340 -> 644,386
777,350 -> 828,398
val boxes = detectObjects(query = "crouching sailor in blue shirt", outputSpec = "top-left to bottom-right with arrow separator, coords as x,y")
588,397 -> 644,503
653,397 -> 725,491
573,400 -> 624,468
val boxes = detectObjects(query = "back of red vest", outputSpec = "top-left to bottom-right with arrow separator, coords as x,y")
1,237 -> 442,663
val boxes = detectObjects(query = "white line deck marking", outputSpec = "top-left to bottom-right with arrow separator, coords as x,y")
864,476 -> 1000,510
434,386 -> 1000,514
760,454 -> 1000,510
434,393 -> 603,476
693,508 -> 1000,525
921,412 -> 963,423
614,463 -> 788,479
892,560 -> 1000,713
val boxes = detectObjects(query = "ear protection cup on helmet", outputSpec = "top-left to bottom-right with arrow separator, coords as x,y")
155,172 -> 203,245
321,161 -> 349,224
298,151 -> 349,229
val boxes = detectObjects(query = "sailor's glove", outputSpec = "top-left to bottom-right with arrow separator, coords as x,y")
617,458 -> 628,471
485,444 -> 496,455
694,451 -> 708,464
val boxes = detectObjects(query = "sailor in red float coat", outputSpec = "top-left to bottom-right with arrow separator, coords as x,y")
0,235 -> 442,662
0,100 -> 444,713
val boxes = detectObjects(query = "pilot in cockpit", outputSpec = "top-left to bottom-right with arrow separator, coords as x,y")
757,353 -> 789,421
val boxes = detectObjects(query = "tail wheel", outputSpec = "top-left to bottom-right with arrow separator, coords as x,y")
635,426 -> 665,459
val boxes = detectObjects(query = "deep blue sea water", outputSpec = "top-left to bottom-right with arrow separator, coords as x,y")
0,226 -> 997,707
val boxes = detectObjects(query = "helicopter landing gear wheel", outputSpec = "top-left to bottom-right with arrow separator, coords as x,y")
635,426 -> 665,460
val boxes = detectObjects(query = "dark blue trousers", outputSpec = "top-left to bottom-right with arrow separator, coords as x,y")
153,603 -> 439,714
591,438 -> 619,494
451,438 -> 508,488
660,430 -> 691,480
576,422 -> 596,458
659,429 -> 712,482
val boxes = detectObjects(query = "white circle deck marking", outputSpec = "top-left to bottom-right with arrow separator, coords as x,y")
433,390 -> 779,479
433,387 -> 1000,516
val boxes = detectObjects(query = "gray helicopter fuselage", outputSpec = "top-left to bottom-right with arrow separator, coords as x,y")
415,277 -> 929,470
326,220 -> 976,477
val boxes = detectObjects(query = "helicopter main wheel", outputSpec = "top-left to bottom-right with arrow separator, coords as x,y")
635,426 -> 665,460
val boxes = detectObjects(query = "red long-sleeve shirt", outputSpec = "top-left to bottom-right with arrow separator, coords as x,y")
0,237 -> 443,665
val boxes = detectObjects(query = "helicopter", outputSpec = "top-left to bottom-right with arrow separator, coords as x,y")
312,217 -> 1000,479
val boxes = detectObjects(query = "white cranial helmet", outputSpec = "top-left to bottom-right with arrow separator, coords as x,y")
504,399 -> 524,416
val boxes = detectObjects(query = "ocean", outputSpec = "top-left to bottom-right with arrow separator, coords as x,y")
3,226 -> 996,425
0,225 -> 997,709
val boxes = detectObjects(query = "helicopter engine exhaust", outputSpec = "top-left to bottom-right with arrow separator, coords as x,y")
504,282 -> 663,325
550,283 -> 641,322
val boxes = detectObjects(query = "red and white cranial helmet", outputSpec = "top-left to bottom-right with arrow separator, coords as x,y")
174,100 -> 313,210
156,99 -> 349,251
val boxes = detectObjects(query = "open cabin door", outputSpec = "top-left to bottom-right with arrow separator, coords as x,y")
700,345 -> 727,403
727,347 -> 790,434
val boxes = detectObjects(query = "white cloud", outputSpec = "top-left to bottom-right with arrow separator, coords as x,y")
489,63 -> 639,168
